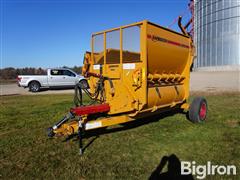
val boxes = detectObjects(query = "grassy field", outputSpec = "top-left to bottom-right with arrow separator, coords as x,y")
0,93 -> 239,179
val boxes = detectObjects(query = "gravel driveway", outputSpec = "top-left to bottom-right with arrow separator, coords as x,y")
0,84 -> 74,96
190,71 -> 239,92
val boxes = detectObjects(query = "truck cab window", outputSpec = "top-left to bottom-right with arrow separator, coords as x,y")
51,70 -> 62,75
63,70 -> 76,77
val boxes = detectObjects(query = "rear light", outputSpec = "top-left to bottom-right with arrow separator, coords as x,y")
16,76 -> 22,82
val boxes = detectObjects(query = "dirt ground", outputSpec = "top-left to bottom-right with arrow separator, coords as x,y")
190,71 -> 239,92
0,84 -> 74,96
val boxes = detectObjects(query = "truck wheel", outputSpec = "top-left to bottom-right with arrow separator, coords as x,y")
188,97 -> 207,123
29,81 -> 40,92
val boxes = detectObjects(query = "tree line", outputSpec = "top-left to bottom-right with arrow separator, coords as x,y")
0,66 -> 82,80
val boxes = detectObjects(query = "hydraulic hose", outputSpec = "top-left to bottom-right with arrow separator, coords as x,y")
73,75 -> 114,107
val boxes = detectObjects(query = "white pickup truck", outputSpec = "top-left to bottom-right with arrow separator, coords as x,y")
17,68 -> 86,92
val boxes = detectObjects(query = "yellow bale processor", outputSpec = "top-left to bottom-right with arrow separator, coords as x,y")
48,19 -> 207,154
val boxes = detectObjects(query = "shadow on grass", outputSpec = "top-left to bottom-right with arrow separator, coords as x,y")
69,108 -> 182,140
149,154 -> 194,180
63,108 -> 185,153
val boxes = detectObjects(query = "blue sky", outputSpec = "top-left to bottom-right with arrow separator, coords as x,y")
1,0 -> 191,68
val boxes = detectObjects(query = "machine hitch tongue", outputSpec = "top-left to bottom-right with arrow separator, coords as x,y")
47,112 -> 75,137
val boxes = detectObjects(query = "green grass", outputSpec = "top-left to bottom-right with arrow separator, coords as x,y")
0,93 -> 239,179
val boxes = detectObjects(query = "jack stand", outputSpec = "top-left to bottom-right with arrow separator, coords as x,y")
78,119 -> 84,155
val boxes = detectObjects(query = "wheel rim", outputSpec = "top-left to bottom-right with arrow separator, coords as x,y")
31,84 -> 38,91
199,102 -> 207,120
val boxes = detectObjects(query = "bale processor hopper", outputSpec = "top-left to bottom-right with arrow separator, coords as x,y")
48,19 -> 207,154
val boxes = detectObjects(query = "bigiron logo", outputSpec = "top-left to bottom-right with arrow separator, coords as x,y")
147,34 -> 190,49
181,161 -> 237,179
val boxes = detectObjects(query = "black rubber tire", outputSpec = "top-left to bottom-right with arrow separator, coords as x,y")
188,97 -> 207,123
29,81 -> 40,92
